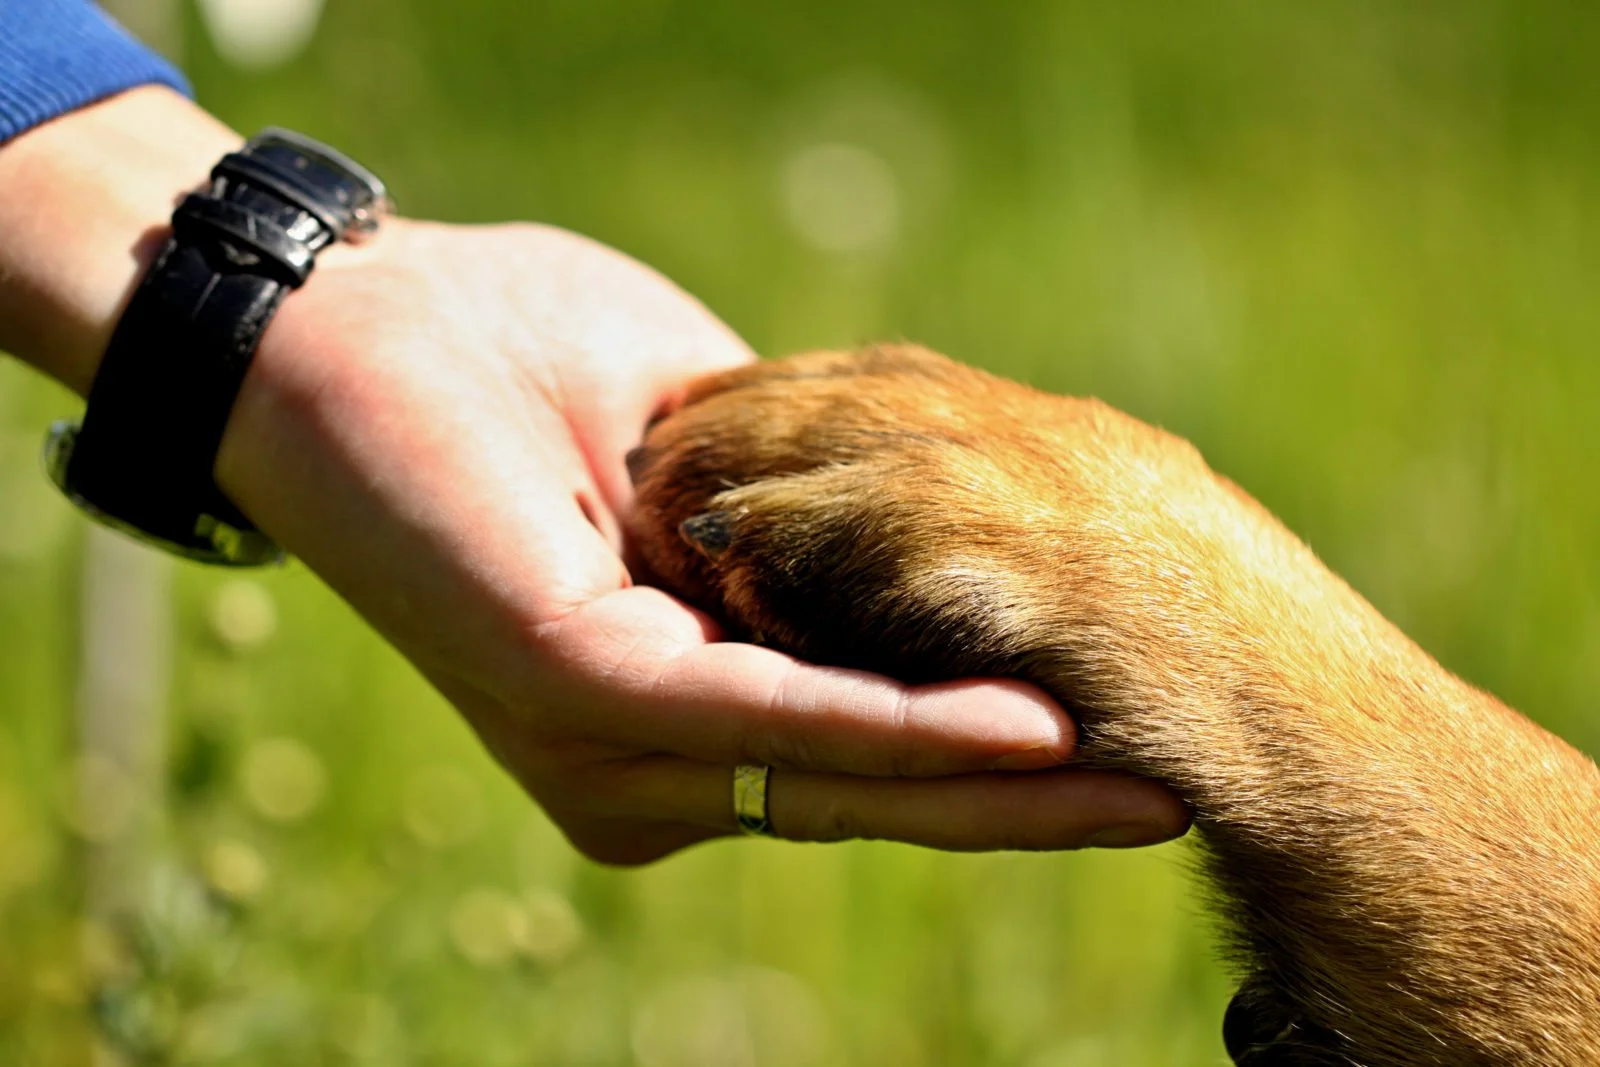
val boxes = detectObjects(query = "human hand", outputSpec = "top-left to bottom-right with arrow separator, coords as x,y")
0,88 -> 1187,863
219,222 -> 1188,862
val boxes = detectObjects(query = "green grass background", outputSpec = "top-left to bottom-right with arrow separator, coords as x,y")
2,0 -> 1599,1063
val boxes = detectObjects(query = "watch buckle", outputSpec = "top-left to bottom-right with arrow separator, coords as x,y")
345,197 -> 393,244
43,420 -> 286,568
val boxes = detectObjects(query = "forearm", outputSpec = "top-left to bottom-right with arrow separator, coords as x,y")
0,86 -> 240,394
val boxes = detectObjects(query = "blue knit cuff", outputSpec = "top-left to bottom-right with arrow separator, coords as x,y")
0,0 -> 193,144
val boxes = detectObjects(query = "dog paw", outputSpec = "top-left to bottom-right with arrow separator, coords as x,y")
633,345 -> 1012,676
627,344 -> 1228,702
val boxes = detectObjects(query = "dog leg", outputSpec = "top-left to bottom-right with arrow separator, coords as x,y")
630,345 -> 1600,1067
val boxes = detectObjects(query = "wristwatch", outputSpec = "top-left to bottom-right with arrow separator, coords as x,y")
43,128 -> 390,566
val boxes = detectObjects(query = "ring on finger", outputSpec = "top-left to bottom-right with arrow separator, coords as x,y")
732,764 -> 775,837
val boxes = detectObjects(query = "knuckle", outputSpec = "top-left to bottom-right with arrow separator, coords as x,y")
880,691 -> 923,778
744,665 -> 822,770
746,729 -> 817,772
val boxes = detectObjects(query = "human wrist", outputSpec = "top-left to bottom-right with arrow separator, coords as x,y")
0,86 -> 241,395
209,215 -> 414,538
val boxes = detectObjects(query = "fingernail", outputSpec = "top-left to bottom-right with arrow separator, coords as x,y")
990,746 -> 1068,772
1085,823 -> 1173,849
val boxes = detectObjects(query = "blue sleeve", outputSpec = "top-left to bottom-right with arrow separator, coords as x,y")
0,0 -> 193,144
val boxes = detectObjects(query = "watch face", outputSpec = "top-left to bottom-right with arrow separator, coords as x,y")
248,128 -> 393,241
42,420 -> 287,568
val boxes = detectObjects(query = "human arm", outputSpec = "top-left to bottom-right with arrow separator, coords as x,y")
0,82 -> 1188,861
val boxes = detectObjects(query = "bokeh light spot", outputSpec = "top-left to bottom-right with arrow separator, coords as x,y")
401,764 -> 485,848
447,887 -> 526,968
196,0 -> 324,70
782,143 -> 901,254
240,737 -> 326,823
208,578 -> 278,652
517,888 -> 584,965
202,838 -> 269,903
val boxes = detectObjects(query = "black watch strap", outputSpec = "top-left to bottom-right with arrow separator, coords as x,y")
44,129 -> 389,565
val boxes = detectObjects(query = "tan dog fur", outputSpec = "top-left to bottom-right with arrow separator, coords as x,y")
628,345 -> 1600,1067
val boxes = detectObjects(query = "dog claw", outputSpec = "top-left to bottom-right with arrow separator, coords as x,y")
680,512 -> 734,560
625,445 -> 652,485
1224,984 -> 1342,1066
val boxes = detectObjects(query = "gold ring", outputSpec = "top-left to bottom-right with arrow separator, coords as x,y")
732,764 -> 774,837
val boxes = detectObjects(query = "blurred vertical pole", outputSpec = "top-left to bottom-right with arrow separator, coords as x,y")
76,529 -> 174,1066
76,525 -> 173,925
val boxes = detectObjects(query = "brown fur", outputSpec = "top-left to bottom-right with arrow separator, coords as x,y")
627,345 -> 1600,1067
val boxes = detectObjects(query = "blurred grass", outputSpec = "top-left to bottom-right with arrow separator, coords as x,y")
3,0 -> 1599,1063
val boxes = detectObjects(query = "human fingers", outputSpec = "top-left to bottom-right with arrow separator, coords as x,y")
536,585 -> 1078,777
549,811 -> 730,868
558,754 -> 1189,852
761,767 -> 1191,850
